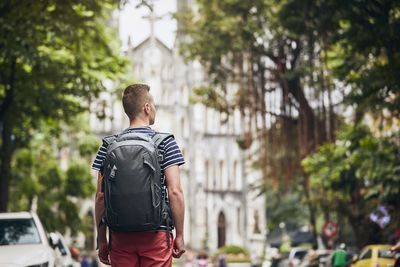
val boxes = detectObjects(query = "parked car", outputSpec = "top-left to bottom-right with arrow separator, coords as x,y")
52,232 -> 74,267
351,244 -> 395,267
299,249 -> 332,267
279,247 -> 310,267
0,211 -> 58,267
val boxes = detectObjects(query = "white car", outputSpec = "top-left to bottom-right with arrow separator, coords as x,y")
288,247 -> 310,267
0,212 -> 57,267
52,232 -> 74,267
279,247 -> 310,267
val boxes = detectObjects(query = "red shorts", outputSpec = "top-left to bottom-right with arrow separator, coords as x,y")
109,231 -> 173,267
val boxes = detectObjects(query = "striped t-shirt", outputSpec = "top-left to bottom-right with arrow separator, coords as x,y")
91,126 -> 185,230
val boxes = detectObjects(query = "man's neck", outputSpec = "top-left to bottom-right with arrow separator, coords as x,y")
129,123 -> 150,128
129,119 -> 150,128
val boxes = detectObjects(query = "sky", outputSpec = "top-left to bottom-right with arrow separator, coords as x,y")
119,0 -> 177,49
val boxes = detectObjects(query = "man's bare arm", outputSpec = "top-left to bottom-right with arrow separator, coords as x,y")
95,172 -> 110,265
95,172 -> 104,228
165,165 -> 185,258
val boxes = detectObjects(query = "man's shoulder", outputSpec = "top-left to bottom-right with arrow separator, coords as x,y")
153,132 -> 174,142
101,128 -> 178,147
105,127 -> 155,138
102,134 -> 117,145
101,128 -> 175,144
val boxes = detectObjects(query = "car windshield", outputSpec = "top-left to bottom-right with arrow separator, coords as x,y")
295,251 -> 308,260
378,249 -> 394,259
0,218 -> 41,245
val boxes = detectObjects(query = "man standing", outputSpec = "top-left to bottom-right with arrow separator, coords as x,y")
92,84 -> 186,266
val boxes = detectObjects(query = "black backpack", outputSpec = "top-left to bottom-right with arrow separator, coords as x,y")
101,131 -> 174,233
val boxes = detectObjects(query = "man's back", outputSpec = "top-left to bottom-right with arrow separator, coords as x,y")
93,126 -> 184,232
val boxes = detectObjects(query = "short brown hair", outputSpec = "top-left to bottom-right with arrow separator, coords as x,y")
122,84 -> 151,119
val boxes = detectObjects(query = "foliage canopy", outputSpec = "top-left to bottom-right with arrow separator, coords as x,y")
0,0 -> 126,211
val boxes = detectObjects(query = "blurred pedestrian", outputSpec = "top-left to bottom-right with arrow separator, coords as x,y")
250,251 -> 261,267
90,256 -> 98,267
306,245 -> 319,267
217,254 -> 227,267
196,251 -> 208,267
331,243 -> 348,267
391,241 -> 400,267
80,255 -> 90,267
69,244 -> 81,263
270,248 -> 282,267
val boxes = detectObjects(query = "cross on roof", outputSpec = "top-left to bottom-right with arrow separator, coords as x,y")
142,6 -> 163,43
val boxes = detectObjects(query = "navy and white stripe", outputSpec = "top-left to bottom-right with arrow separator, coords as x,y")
92,146 -> 107,171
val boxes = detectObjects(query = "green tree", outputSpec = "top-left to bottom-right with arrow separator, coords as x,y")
329,0 -> 400,118
265,189 -> 309,232
0,0 -> 126,211
10,116 -> 99,235
177,0 -> 340,243
302,126 -> 400,247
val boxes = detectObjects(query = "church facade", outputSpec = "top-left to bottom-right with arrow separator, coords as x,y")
89,1 -> 266,256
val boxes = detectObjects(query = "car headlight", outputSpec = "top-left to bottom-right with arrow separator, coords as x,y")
26,262 -> 49,267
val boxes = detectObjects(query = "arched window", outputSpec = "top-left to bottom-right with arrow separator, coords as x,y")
237,207 -> 241,234
205,160 -> 210,189
253,210 -> 261,234
219,160 -> 226,190
232,160 -> 238,190
235,161 -> 242,189
204,107 -> 208,132
217,211 -> 226,248
181,116 -> 189,138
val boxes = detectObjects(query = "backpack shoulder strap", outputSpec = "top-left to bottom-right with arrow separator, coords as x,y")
152,132 -> 174,148
116,132 -> 151,142
102,134 -> 117,146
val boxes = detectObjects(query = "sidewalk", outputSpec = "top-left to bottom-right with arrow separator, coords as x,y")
98,261 -> 251,267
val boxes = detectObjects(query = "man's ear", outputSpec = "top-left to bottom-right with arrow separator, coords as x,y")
144,103 -> 150,114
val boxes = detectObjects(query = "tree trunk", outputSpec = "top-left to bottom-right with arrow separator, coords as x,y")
286,77 -> 318,246
0,57 -> 16,212
302,170 -> 318,247
347,214 -> 373,248
0,113 -> 13,212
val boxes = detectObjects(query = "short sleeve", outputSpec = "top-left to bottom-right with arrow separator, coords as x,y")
91,143 -> 108,171
160,136 -> 185,170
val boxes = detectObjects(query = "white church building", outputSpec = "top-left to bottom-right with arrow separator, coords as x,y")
89,0 -> 266,256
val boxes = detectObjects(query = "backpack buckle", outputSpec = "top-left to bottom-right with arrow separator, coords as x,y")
110,165 -> 117,179
157,151 -> 164,162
